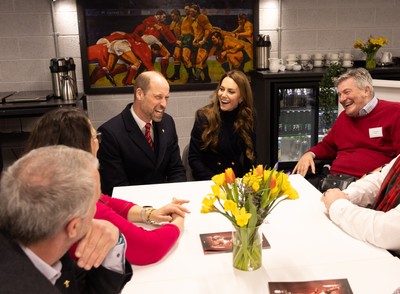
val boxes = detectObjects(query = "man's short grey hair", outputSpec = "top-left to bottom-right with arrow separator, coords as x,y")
0,145 -> 99,245
334,67 -> 375,97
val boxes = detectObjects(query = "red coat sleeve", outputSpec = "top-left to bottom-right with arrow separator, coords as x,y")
95,199 -> 180,265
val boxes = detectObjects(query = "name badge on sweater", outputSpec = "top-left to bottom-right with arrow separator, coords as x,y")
369,127 -> 383,138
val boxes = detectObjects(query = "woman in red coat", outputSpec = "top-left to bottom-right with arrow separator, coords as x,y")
24,108 -> 190,265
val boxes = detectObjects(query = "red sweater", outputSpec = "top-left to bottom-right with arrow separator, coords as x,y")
95,194 -> 180,265
310,99 -> 400,178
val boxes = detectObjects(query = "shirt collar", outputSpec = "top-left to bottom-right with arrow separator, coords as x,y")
130,106 -> 152,135
359,96 -> 378,116
20,245 -> 62,285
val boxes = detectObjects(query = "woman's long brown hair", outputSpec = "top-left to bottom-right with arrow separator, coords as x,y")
24,108 -> 92,154
198,70 -> 255,161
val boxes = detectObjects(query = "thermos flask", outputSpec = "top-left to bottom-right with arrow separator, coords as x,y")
256,35 -> 271,70
49,57 -> 77,100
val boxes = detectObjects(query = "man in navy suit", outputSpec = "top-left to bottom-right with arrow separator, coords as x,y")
98,71 -> 186,195
0,146 -> 132,293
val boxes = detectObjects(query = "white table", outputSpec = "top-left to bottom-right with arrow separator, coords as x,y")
113,175 -> 400,294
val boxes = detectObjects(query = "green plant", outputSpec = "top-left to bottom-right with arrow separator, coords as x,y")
318,63 -> 343,130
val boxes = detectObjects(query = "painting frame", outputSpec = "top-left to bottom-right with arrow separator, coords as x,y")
76,0 -> 259,94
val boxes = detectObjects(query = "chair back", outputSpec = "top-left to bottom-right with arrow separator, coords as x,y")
182,144 -> 193,181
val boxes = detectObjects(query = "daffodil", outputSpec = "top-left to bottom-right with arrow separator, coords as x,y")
224,199 -> 238,214
209,184 -> 226,200
201,165 -> 299,271
353,36 -> 388,54
212,173 -> 225,186
234,207 -> 252,227
200,197 -> 217,213
201,165 -> 298,227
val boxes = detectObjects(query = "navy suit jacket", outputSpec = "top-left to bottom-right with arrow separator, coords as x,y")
0,232 -> 132,294
98,103 -> 186,195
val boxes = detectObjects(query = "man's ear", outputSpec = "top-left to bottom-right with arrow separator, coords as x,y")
136,88 -> 144,101
66,217 -> 81,239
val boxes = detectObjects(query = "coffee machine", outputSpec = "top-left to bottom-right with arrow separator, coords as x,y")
49,57 -> 78,100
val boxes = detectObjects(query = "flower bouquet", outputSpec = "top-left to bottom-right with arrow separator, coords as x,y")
353,36 -> 388,70
200,165 -> 299,271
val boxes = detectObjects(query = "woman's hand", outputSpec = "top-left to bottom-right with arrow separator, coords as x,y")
151,198 -> 190,223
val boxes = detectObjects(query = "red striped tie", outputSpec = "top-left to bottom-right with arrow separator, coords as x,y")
145,123 -> 154,150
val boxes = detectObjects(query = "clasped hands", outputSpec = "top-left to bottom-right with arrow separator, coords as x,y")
321,188 -> 349,210
150,197 -> 191,223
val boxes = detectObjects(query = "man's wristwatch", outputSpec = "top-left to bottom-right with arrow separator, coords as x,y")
116,231 -> 125,245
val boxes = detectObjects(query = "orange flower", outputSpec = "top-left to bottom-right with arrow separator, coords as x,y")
255,165 -> 264,177
269,177 -> 276,189
225,168 -> 236,184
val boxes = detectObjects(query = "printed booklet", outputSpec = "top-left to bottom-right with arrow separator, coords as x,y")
268,278 -> 353,294
200,231 -> 270,254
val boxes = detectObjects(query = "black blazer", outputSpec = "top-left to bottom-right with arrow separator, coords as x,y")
0,232 -> 132,294
98,103 -> 186,195
189,109 -> 256,181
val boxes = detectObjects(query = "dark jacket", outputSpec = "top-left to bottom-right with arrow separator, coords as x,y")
189,108 -> 256,180
0,232 -> 133,294
98,103 -> 186,195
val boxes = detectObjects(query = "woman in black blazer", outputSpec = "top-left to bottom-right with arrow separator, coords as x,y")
189,70 -> 256,180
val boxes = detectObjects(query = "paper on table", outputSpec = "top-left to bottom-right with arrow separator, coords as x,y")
199,231 -> 270,254
269,278 -> 353,294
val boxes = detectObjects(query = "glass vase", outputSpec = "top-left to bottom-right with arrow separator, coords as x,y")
365,52 -> 377,70
232,225 -> 262,271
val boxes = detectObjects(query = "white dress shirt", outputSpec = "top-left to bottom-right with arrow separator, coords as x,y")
328,155 -> 400,252
20,234 -> 127,285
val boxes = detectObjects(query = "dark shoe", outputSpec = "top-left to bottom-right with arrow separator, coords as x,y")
105,73 -> 117,86
168,74 -> 180,81
202,76 -> 211,83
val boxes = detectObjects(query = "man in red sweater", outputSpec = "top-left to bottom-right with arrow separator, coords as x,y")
293,68 -> 400,187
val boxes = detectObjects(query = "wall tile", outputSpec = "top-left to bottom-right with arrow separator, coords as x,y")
19,36 -> 55,59
283,0 -> 318,9
298,9 -> 336,29
0,14 -> 45,36
14,0 -> 50,13
57,35 -> 81,57
376,8 -> 400,26
337,8 -> 376,27
0,0 -> 15,12
355,0 -> 394,8
281,9 -> 298,29
0,38 -> 20,59
317,30 -> 355,51
281,30 -> 318,51
55,11 -> 79,35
